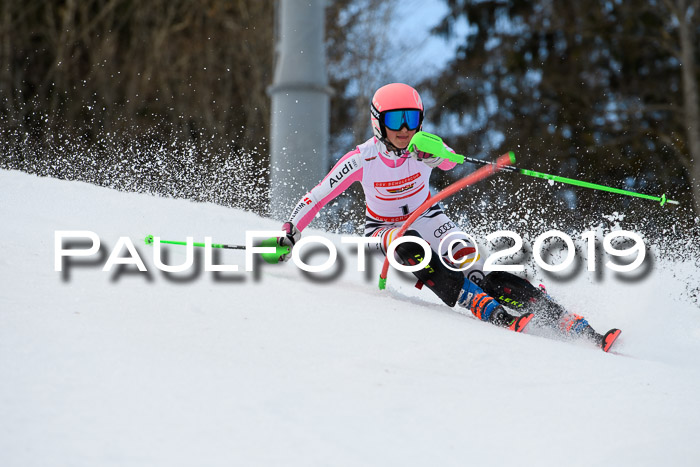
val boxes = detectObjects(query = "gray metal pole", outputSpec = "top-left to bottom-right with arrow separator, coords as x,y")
268,0 -> 333,221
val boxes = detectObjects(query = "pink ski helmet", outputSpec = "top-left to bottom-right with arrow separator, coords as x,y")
370,83 -> 424,141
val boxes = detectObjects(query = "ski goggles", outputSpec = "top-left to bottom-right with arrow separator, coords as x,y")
382,109 -> 422,131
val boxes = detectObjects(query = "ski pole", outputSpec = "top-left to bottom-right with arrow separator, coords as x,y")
408,131 -> 679,207
378,150 -> 515,290
143,234 -> 289,264
145,234 -> 245,250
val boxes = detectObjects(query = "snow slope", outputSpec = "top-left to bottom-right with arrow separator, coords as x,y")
1,169 -> 699,467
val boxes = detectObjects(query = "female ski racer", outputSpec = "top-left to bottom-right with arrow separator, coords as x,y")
275,83 -> 620,351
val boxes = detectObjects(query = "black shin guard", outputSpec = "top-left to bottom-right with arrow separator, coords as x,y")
393,231 -> 465,307
480,271 -> 566,326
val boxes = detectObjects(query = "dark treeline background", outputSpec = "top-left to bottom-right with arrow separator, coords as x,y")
1,0 -> 272,149
1,0 -> 698,233
422,0 -> 700,232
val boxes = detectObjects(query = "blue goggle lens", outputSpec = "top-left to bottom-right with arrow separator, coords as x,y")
383,110 -> 422,131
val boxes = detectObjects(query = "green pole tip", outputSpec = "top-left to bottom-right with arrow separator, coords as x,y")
378,276 -> 387,290
508,151 -> 516,164
145,234 -> 154,245
660,193 -> 667,207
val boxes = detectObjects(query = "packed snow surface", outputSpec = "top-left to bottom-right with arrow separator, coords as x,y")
1,169 -> 699,466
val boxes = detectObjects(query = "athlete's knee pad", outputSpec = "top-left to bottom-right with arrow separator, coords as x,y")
480,271 -> 541,309
480,271 -> 564,324
393,230 -> 465,307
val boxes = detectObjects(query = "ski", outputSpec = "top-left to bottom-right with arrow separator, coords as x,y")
599,329 -> 622,353
508,312 -> 534,333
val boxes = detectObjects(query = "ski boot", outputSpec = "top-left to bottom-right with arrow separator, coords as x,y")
577,323 -> 622,353
540,307 -> 622,352
457,279 -> 533,333
391,235 -> 533,333
481,271 -> 621,352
